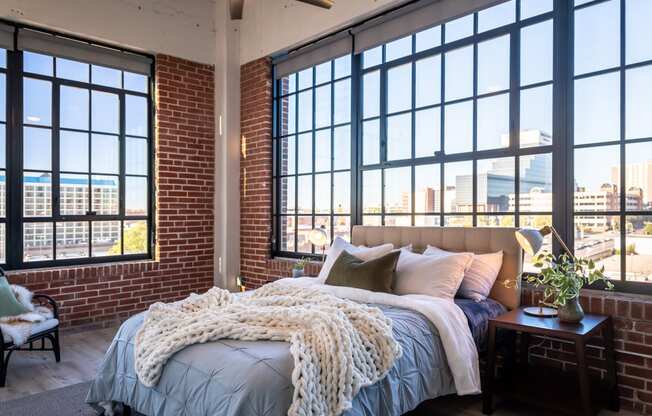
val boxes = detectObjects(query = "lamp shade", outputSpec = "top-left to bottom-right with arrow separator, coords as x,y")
515,228 -> 545,256
308,227 -> 328,247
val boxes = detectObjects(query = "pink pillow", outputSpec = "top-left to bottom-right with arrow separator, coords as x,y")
423,245 -> 503,302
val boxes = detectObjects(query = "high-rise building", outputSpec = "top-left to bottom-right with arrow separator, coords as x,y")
612,160 -> 652,209
21,174 -> 122,260
456,131 -> 552,212
414,187 -> 436,212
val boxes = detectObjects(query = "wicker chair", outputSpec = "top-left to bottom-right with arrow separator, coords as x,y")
0,294 -> 61,387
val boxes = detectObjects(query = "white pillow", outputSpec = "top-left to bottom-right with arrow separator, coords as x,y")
393,248 -> 473,300
423,245 -> 503,302
316,237 -> 394,283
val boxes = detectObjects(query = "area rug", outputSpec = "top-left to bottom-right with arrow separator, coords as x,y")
0,381 -> 99,416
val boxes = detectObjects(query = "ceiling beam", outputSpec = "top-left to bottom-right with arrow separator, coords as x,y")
296,0 -> 335,9
230,0 -> 244,20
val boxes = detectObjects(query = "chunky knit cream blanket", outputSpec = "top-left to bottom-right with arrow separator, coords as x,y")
134,282 -> 401,416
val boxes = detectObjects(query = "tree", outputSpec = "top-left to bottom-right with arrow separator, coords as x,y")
108,222 -> 147,255
644,223 -> 652,236
499,216 -> 515,227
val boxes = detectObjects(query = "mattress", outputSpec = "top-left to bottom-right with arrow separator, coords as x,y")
87,303 -> 458,416
87,292 -> 503,416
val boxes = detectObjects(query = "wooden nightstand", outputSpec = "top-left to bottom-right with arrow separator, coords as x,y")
482,307 -> 619,416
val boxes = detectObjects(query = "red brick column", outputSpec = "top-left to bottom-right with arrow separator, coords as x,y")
6,54 -> 215,330
240,58 -> 274,288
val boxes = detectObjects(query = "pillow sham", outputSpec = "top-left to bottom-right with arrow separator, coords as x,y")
325,250 -> 401,293
423,245 -> 503,302
393,248 -> 473,300
0,276 -> 30,318
316,237 -> 394,283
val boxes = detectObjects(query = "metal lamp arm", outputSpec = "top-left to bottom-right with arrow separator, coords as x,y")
544,225 -> 574,260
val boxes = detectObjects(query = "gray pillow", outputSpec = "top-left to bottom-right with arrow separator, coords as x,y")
325,250 -> 401,293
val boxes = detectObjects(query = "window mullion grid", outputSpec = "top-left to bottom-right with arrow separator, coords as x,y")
293,77 -> 299,253
147,65 -> 155,258
380,46 -> 387,225
273,76 -> 280,254
471,12 -> 479,227
439,27 -> 445,226
410,37 -> 416,226
619,0 -> 626,282
0,62 -> 4,264
88,86 -> 94,257
2,34 -> 152,269
351,53 -> 362,229
119,91 -> 126,256
310,66 -> 316,254
329,62 -> 335,244
5,47 -> 21,267
52,81 -> 61,260
554,0 -> 574,258
510,24 -> 521,227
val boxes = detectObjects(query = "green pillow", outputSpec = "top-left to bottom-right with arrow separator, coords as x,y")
325,249 -> 400,294
0,276 -> 30,318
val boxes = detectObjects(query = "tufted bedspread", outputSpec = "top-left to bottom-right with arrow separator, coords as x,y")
86,299 -> 504,416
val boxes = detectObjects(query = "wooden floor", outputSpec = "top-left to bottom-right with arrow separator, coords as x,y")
0,325 -> 634,415
0,326 -> 117,402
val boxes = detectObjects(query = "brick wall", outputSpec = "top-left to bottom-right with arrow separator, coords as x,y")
238,56 -> 652,414
7,54 -> 215,330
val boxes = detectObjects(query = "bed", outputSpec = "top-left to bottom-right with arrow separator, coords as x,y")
86,226 -> 522,416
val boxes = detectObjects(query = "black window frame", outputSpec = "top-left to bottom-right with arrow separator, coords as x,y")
272,0 -> 555,258
271,0 -> 652,294
272,56 -> 355,256
0,20 -> 155,270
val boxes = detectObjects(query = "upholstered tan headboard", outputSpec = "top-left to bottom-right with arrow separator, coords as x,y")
351,226 -> 522,310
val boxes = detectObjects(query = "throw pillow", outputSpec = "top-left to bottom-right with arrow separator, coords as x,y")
325,250 -> 401,293
423,245 -> 503,302
316,237 -> 394,283
394,248 -> 474,300
0,276 -> 30,318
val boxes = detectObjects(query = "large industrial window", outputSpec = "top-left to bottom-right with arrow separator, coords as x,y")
272,0 -> 652,291
572,0 -> 652,284
0,24 -> 153,269
358,0 -> 553,247
273,0 -> 554,272
274,55 -> 353,253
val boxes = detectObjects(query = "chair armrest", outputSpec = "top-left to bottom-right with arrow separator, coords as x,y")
32,294 -> 59,320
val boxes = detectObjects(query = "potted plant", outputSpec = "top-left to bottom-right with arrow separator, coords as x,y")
528,252 -> 614,323
292,257 -> 310,278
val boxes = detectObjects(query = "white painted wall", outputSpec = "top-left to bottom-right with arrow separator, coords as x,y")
214,0 -> 242,291
239,0 -> 407,64
0,0 -> 216,64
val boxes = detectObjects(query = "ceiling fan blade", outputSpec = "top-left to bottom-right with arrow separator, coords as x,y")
230,0 -> 244,20
296,0 -> 334,9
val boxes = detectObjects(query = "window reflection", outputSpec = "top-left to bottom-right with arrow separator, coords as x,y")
385,167 -> 411,214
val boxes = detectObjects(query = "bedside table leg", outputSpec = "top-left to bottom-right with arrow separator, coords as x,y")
575,339 -> 593,416
603,318 -> 619,411
482,323 -> 497,415
520,332 -> 530,376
